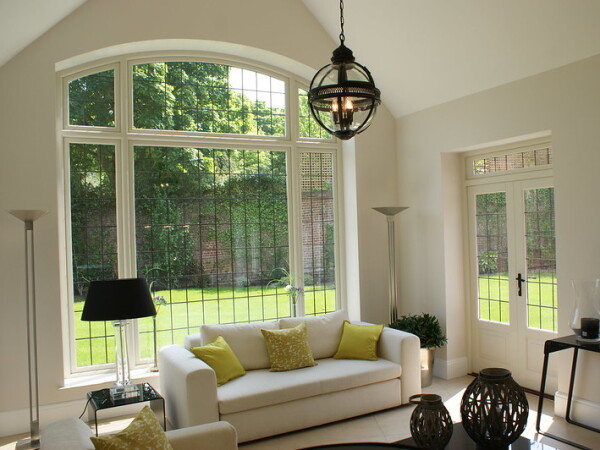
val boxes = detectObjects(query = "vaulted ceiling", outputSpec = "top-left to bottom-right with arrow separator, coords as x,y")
3,0 -> 600,118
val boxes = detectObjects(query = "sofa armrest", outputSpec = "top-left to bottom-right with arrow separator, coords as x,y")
378,327 -> 421,403
40,417 -> 94,450
166,421 -> 237,450
159,345 -> 220,429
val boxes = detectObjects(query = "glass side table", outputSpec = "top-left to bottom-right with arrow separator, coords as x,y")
87,382 -> 165,436
536,335 -> 600,450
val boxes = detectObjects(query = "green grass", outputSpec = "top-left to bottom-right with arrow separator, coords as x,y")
478,272 -> 558,331
74,285 -> 336,366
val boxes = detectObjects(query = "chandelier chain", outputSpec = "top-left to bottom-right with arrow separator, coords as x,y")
339,0 -> 345,45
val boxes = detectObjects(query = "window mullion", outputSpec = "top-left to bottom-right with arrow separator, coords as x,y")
287,144 -> 304,315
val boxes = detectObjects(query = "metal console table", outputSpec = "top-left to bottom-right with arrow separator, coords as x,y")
536,335 -> 600,449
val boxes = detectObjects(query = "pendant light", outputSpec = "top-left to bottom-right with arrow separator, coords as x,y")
308,0 -> 381,140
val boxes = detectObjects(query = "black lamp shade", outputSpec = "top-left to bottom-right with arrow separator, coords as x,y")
82,278 -> 156,321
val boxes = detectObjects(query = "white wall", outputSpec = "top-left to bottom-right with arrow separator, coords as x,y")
396,53 -> 600,421
0,0 -> 398,434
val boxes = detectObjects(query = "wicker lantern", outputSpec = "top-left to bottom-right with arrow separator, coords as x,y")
461,368 -> 529,448
409,394 -> 453,449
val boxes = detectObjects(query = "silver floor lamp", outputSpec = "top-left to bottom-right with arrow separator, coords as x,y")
9,209 -> 48,450
373,206 -> 408,324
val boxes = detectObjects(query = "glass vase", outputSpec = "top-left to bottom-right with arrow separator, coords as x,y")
570,279 -> 600,342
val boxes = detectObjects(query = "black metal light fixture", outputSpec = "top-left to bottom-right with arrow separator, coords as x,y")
308,0 -> 381,140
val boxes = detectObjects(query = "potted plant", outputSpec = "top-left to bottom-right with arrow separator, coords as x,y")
389,313 -> 447,387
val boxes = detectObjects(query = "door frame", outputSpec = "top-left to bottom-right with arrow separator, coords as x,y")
464,167 -> 558,392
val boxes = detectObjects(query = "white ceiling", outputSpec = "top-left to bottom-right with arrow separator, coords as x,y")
3,1 -> 600,118
303,0 -> 600,117
0,0 -> 87,68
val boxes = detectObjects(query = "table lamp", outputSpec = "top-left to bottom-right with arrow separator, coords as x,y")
82,278 -> 156,400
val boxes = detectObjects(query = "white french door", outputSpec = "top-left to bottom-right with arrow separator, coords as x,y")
468,176 -> 558,391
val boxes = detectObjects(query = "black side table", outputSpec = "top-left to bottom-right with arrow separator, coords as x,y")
87,382 -> 165,436
536,335 -> 600,450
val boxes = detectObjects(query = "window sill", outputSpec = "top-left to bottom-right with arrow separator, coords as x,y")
62,366 -> 159,391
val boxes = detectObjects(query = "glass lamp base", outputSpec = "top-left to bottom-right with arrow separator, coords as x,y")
110,383 -> 141,401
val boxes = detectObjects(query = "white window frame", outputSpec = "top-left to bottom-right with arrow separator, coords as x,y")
59,51 -> 344,376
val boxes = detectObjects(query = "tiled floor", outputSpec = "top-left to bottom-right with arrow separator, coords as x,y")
1,376 -> 598,449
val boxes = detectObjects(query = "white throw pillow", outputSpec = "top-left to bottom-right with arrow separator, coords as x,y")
279,310 -> 348,359
201,321 -> 279,370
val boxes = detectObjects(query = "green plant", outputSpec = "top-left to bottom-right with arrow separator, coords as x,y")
389,313 -> 448,349
478,250 -> 498,274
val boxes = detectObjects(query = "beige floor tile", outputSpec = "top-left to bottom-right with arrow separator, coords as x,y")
2,377 -> 599,450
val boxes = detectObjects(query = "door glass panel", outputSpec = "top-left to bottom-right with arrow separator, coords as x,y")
476,192 -> 510,323
524,187 -> 558,331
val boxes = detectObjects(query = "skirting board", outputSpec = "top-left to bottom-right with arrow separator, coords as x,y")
432,356 -> 468,380
553,391 -> 600,430
0,399 -> 148,437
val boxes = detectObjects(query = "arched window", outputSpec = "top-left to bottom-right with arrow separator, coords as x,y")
61,54 -> 341,373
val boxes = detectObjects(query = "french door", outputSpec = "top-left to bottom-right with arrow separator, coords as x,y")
468,177 -> 558,391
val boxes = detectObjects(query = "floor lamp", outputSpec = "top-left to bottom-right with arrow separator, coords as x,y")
373,206 -> 408,324
9,209 -> 48,450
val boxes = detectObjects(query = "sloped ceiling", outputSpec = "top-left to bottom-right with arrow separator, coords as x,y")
3,0 -> 600,118
303,0 -> 600,117
0,0 -> 87,67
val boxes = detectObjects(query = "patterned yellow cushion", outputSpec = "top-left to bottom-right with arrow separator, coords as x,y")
191,336 -> 246,386
261,322 -> 316,371
90,405 -> 172,450
334,320 -> 384,361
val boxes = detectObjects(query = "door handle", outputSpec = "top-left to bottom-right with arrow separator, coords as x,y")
515,273 -> 525,296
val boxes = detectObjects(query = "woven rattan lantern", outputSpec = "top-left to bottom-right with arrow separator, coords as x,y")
308,0 -> 381,140
409,394 -> 453,449
461,368 -> 529,448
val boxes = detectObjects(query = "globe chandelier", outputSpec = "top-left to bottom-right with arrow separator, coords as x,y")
308,0 -> 381,140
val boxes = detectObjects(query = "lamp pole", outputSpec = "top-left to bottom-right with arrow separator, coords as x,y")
9,210 -> 48,450
373,207 -> 408,324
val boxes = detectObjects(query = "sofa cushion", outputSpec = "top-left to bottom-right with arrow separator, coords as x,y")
334,321 -> 384,361
261,322 -> 316,371
201,320 -> 279,370
279,310 -> 348,359
190,336 -> 246,385
217,357 -> 401,414
90,406 -> 172,450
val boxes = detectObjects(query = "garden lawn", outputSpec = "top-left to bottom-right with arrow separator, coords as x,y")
478,272 -> 558,331
74,285 -> 336,366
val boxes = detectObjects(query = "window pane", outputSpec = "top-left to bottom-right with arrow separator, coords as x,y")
301,152 -> 337,316
475,192 -> 509,324
473,147 -> 552,175
69,143 -> 118,367
134,146 -> 290,357
524,187 -> 558,331
133,62 -> 286,136
298,89 -> 331,139
68,70 -> 115,127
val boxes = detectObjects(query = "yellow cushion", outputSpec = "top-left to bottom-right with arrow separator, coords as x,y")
90,405 -> 172,450
190,335 -> 246,385
261,322 -> 316,371
334,320 -> 384,361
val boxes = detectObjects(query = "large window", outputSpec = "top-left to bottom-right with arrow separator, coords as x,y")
63,55 -> 340,373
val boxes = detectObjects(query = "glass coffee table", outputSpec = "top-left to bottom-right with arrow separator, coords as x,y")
307,424 -> 560,449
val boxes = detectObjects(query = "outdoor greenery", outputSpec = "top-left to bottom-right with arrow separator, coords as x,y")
68,60 -> 337,367
74,285 -> 335,365
389,313 -> 448,349
478,272 -> 557,331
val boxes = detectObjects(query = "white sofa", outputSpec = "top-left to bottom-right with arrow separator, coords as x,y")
40,417 -> 237,450
159,310 -> 421,443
